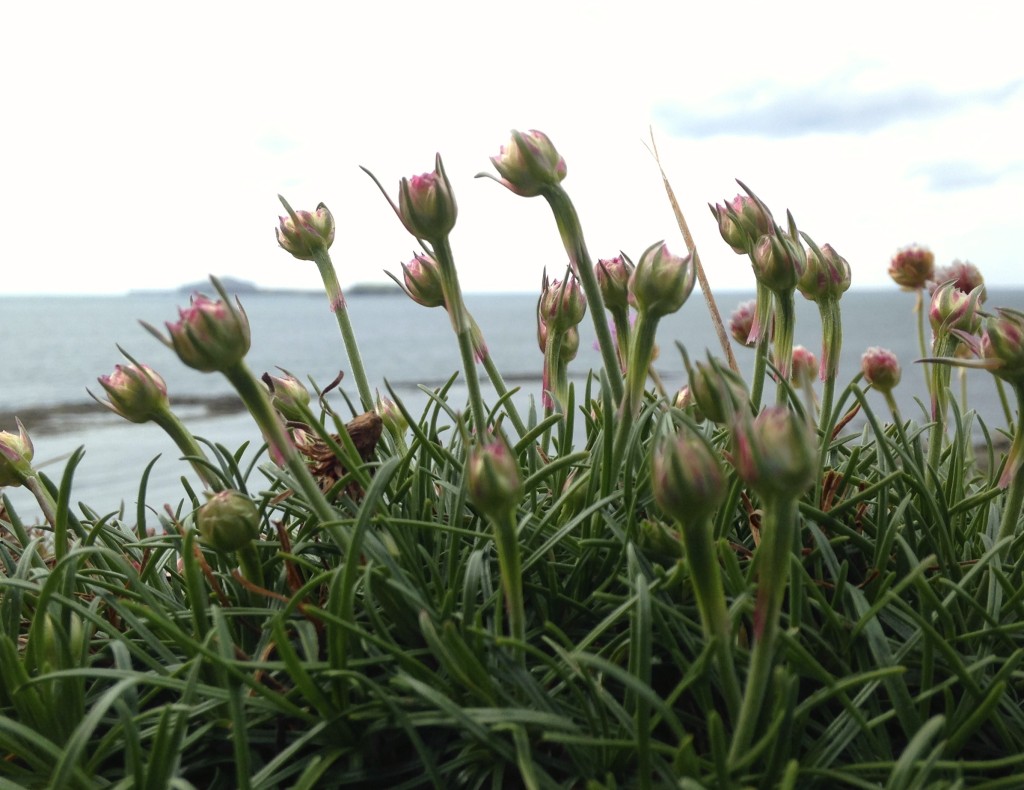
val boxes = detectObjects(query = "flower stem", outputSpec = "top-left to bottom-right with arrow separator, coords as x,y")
729,495 -> 798,763
312,249 -> 374,412
817,298 -> 842,440
492,510 -> 525,664
431,237 -> 489,437
151,410 -> 224,492
773,290 -> 797,407
997,384 -> 1024,549
542,185 -> 624,403
611,312 -> 660,473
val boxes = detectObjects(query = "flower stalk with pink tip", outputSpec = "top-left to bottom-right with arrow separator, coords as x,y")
277,196 -> 374,412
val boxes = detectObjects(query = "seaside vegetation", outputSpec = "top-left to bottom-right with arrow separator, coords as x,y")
2,129 -> 1024,788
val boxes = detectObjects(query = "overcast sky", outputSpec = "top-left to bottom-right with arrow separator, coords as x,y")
3,0 -> 1021,296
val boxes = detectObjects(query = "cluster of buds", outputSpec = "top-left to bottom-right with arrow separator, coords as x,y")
596,255 -> 633,311
399,252 -> 447,308
627,241 -> 696,320
861,347 -> 902,394
888,244 -> 934,290
798,242 -> 851,303
0,420 -> 34,488
146,281 -> 251,374
732,406 -> 816,500
262,370 -> 311,423
94,362 -> 170,424
537,271 -> 585,409
485,130 -> 567,197
196,489 -> 260,553
466,436 -> 522,521
710,193 -> 774,255
652,429 -> 726,525
276,198 -> 335,261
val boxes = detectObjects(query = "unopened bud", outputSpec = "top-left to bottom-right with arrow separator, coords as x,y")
860,347 -> 901,393
196,490 -> 260,553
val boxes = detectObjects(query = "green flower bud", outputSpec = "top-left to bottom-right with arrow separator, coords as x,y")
798,242 -> 851,302
627,241 -> 696,320
652,429 -> 726,525
261,370 -> 311,422
94,362 -> 169,423
860,347 -> 902,393
752,232 -> 805,294
982,308 -> 1024,385
149,282 -> 251,373
400,252 -> 447,308
688,356 -> 750,425
488,129 -> 567,197
732,407 -> 816,500
397,154 -> 457,241
596,255 -> 634,311
196,490 -> 260,553
466,438 -> 522,521
276,197 -> 335,261
0,419 -> 34,488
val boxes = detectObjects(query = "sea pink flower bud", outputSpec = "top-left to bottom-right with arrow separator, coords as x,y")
159,291 -> 252,373
888,244 -> 934,290
196,490 -> 260,553
982,308 -> 1024,385
729,300 -> 757,348
710,194 -> 773,255
689,357 -> 750,425
276,198 -> 335,261
732,406 -> 816,500
375,393 -> 409,437
790,345 -> 817,385
401,253 -> 447,308
466,438 -> 522,521
596,255 -> 634,311
860,347 -> 901,393
627,241 -> 696,319
752,232 -> 805,294
261,370 -> 311,422
95,363 -> 170,424
652,430 -> 726,524
933,259 -> 986,302
929,280 -> 982,337
0,419 -> 34,488
797,242 -> 852,302
397,154 -> 458,240
539,272 -> 586,334
488,129 -> 567,197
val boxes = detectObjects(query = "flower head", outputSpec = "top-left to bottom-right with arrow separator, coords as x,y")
400,252 -> 447,308
732,406 -> 816,500
196,490 -> 260,553
929,280 -> 983,339
729,299 -> 758,348
261,370 -> 311,422
933,259 -> 986,302
396,154 -> 458,241
486,129 -> 567,197
861,347 -> 901,393
790,345 -> 817,385
710,193 -> 773,255
0,419 -> 34,488
687,355 -> 750,425
276,197 -> 335,261
888,244 -> 934,290
149,282 -> 251,373
752,231 -> 806,294
596,255 -> 634,311
982,308 -> 1024,386
652,429 -> 726,524
538,271 -> 586,334
466,437 -> 522,521
95,362 -> 170,424
628,241 -> 696,319
798,242 -> 851,302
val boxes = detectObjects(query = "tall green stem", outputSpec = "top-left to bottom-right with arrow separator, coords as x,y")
611,312 -> 660,474
492,510 -> 525,664
749,285 -> 773,410
729,495 -> 798,763
817,298 -> 842,440
152,410 -> 224,492
773,290 -> 796,407
311,250 -> 374,411
997,384 -> 1024,549
431,237 -> 488,437
542,185 -> 624,403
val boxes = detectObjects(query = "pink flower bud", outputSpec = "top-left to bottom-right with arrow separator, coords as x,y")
982,308 -> 1024,385
538,271 -> 586,334
751,232 -> 805,294
276,197 -> 335,261
596,255 -> 634,311
375,394 -> 409,437
196,490 -> 260,553
798,242 -> 851,302
488,129 -> 567,197
95,363 -> 170,424
860,347 -> 901,393
627,241 -> 696,319
400,253 -> 447,308
933,259 -> 986,302
466,438 -> 522,521
689,357 -> 750,425
732,406 -> 816,500
790,345 -> 817,385
710,194 -> 773,255
652,430 -> 726,524
888,244 -> 934,290
150,284 -> 252,373
729,300 -> 757,348
397,154 -> 458,241
929,280 -> 982,338
261,370 -> 311,422
0,419 -> 34,488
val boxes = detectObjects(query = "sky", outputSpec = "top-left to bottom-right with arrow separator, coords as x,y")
2,0 -> 1022,296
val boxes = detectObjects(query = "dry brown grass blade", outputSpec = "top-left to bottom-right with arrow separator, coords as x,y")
646,128 -> 740,374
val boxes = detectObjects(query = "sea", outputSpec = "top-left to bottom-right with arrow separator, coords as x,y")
2,286 -> 1022,521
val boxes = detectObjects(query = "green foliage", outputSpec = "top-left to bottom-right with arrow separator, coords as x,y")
2,141 -> 1024,788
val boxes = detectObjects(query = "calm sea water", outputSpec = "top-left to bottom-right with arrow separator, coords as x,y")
2,287 -> 1022,518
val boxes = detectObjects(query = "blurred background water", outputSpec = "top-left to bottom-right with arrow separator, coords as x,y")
2,285 -> 1022,521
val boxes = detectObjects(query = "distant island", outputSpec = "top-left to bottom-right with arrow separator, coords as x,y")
129,278 -> 401,297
